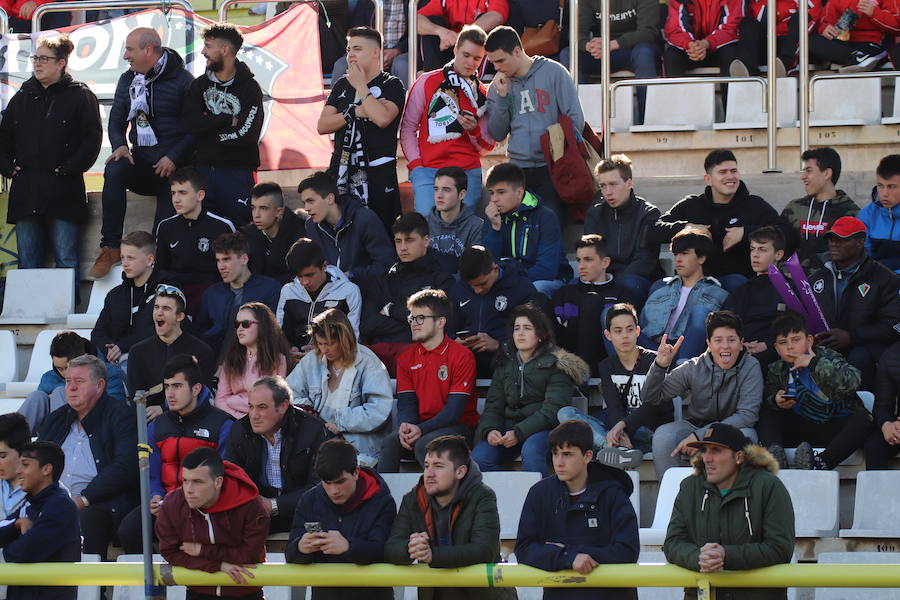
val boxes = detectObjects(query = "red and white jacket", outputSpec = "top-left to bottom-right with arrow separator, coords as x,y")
664,0 -> 744,51
417,0 -> 510,33
818,0 -> 900,44
400,68 -> 494,171
747,0 -> 822,36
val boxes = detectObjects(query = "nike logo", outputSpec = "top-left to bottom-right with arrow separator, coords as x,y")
459,300 -> 471,307
169,241 -> 179,248
384,187 -> 395,193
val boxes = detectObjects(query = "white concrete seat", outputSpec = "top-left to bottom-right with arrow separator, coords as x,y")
578,83 -> 634,133
881,77 -> 900,124
381,472 -> 420,512
810,77 -> 882,125
0,330 -> 18,388
814,552 -> 900,599
628,469 -> 640,520
483,471 -> 542,539
0,398 -> 24,414
630,84 -> 715,132
639,467 -> 693,546
78,554 -> 102,600
777,470 -> 839,537
715,78 -> 798,129
0,268 -> 75,325
637,551 -> 683,599
857,390 -> 874,413
5,328 -> 91,397
840,471 -> 900,537
685,67 -> 720,75
66,265 -> 123,329
783,447 -> 864,467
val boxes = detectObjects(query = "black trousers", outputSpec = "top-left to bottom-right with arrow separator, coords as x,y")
420,16 -> 455,72
757,404 -> 873,468
808,35 -> 886,66
363,161 -> 402,235
663,43 -> 738,77
117,505 -> 157,554
864,428 -> 900,469
736,14 -> 801,74
377,423 -> 472,472
80,505 -> 121,561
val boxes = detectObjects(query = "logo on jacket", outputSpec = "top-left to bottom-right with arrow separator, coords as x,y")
495,295 -> 508,311
437,365 -> 448,381
198,237 -> 210,253
325,300 -> 339,308
813,279 -> 824,293
203,86 -> 242,116
193,428 -> 210,438
858,283 -> 871,297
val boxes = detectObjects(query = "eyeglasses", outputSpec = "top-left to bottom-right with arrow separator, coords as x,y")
30,55 -> 60,64
155,284 -> 187,306
234,319 -> 259,329
407,314 -> 441,325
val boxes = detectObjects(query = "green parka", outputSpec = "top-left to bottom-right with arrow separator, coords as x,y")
663,445 -> 795,600
383,461 -> 515,600
475,344 -> 590,442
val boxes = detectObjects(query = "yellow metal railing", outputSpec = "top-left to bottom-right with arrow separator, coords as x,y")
2,562 -> 900,592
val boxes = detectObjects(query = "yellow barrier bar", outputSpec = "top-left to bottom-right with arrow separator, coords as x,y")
1,562 -> 900,589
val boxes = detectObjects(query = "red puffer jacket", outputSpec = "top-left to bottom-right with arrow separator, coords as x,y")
817,0 -> 900,43
664,0 -> 744,51
746,0 -> 822,36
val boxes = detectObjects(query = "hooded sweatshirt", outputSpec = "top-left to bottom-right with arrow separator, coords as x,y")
426,205 -> 484,274
664,446 -> 795,600
155,461 -> 268,598
486,56 -> 584,168
641,350 -> 763,432
241,207 -> 308,284
584,192 -> 663,279
579,0 -> 661,52
277,265 -> 363,344
181,60 -> 264,169
515,462 -> 639,600
859,189 -> 900,274
780,190 -> 859,266
304,194 -> 396,283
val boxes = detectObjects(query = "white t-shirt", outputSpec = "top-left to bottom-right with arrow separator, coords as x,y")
665,286 -> 693,333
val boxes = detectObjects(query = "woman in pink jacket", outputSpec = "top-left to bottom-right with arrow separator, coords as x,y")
215,302 -> 293,418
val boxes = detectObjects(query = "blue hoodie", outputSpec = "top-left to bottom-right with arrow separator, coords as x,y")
859,188 -> 900,274
194,273 -> 282,349
304,193 -> 396,283
37,346 -> 127,402
448,259 -> 546,342
515,462 -> 639,600
482,191 -> 573,282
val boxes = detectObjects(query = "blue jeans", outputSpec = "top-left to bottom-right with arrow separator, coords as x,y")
534,279 -> 565,298
638,305 -> 710,362
557,406 -> 653,454
410,166 -> 482,215
471,430 -> 551,476
716,273 -> 749,294
16,217 -> 79,270
559,42 -> 660,124
616,274 -> 652,309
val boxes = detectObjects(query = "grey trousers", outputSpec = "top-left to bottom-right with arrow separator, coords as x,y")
652,420 -> 758,478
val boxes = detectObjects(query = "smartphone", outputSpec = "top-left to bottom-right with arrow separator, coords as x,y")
456,330 -> 472,339
781,394 -> 796,401
304,522 -> 323,534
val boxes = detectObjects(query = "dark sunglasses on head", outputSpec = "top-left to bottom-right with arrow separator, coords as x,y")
235,319 -> 259,329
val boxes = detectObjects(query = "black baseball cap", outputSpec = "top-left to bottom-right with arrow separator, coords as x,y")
686,423 -> 748,452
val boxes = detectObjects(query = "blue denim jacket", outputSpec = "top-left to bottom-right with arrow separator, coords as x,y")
639,276 -> 729,345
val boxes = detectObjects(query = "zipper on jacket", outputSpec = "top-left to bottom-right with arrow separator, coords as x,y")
701,489 -> 709,512
744,497 -> 753,536
510,219 -> 518,259
522,223 -> 530,259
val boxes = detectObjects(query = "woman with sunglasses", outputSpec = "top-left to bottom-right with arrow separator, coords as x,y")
286,308 -> 393,467
216,302 -> 294,418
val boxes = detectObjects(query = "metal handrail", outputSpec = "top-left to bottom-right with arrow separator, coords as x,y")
599,0 -> 609,154
764,0 -> 779,172
568,0 -> 579,82
0,7 -> 8,35
798,0 -> 810,163
608,75 -> 767,118
808,69 -> 900,111
406,0 -> 416,87
32,0 -> 193,31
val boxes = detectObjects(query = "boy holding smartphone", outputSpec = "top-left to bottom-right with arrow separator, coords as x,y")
759,311 -> 872,470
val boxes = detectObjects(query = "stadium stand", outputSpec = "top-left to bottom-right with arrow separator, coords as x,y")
0,268 -> 75,326
839,472 -> 900,538
66,266 -> 124,329
639,467 -> 692,546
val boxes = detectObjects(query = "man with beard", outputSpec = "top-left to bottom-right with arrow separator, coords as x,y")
182,23 -> 264,227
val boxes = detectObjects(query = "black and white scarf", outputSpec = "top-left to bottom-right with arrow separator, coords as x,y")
426,64 -> 487,143
127,52 -> 168,147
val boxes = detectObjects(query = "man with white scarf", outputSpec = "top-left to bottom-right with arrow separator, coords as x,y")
90,28 -> 194,280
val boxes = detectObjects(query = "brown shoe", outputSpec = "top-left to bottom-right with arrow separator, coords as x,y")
88,247 -> 121,279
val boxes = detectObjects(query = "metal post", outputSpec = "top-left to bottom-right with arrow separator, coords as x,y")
372,0 -> 383,67
133,386 -> 164,600
798,0 -> 809,165
568,0 -> 578,82
32,0 -> 192,31
407,0 -> 417,89
600,0 -> 611,157
0,7 -> 8,35
763,0 -> 780,172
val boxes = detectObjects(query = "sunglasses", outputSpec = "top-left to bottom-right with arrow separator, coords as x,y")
155,284 -> 187,305
234,319 -> 259,329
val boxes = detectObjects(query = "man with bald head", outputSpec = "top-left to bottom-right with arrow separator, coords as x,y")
89,28 -> 195,279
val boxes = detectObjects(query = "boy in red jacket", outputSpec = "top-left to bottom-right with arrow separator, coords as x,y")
663,0 -> 744,76
732,0 -> 822,76
156,447 -> 269,600
810,0 -> 900,72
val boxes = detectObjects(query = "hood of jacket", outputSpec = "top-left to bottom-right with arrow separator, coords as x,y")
21,72 -> 80,95
158,47 -> 187,79
284,264 -> 356,303
416,458 -> 484,513
691,443 -> 780,478
865,186 -> 898,222
499,343 -> 591,385
206,461 -> 260,513
333,193 -> 364,230
388,251 -> 445,277
428,204 -> 479,231
338,467 -> 388,513
583,460 -> 634,496
206,59 -> 256,86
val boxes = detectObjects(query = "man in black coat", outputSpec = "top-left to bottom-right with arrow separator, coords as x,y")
864,341 -> 900,468
90,28 -> 194,279
226,376 -> 329,532
0,34 -> 101,275
285,439 -> 396,600
36,355 -> 138,561
242,182 -> 307,284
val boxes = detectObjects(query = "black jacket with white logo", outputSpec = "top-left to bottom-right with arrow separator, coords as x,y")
155,208 -> 236,286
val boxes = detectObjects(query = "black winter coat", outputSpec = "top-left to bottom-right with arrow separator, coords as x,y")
36,393 -> 139,525
0,74 -> 101,224
873,341 -> 900,427
242,207 -> 307,284
226,407 -> 329,522
91,267 -> 172,353
583,192 -> 663,280
108,48 -> 194,165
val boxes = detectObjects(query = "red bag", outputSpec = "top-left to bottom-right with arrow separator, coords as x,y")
539,115 -> 604,223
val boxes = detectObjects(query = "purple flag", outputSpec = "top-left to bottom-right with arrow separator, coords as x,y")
767,263 -> 807,317
784,253 -> 830,334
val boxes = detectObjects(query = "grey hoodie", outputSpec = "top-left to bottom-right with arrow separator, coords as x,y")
486,56 -> 585,168
276,265 -> 363,339
426,205 -> 484,273
640,350 -> 762,432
